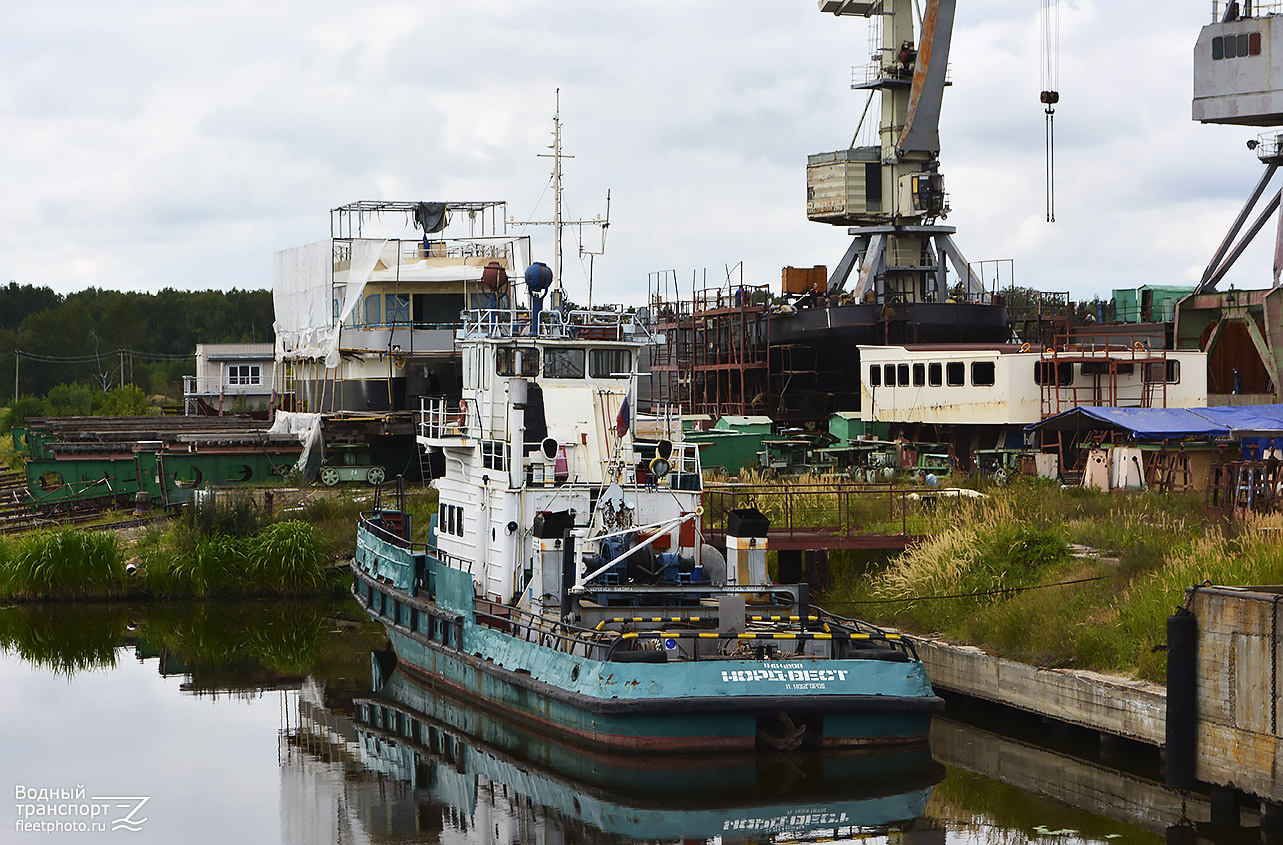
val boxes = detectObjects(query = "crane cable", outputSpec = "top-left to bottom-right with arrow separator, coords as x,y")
1041,0 -> 1061,223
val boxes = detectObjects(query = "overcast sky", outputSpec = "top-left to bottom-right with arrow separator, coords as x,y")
0,1 -> 1270,306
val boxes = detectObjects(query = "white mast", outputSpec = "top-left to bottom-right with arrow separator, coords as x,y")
511,90 -> 609,308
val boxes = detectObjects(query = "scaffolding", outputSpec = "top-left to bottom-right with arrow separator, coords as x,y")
647,279 -> 771,419
1038,336 -> 1172,419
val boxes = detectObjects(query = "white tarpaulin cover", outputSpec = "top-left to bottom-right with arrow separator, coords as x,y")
273,234 -> 532,367
269,410 -> 324,476
273,239 -> 388,367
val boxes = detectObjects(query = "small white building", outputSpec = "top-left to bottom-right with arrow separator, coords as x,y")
184,343 -> 281,416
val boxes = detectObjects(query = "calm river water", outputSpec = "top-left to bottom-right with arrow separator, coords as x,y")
0,601 -> 1233,844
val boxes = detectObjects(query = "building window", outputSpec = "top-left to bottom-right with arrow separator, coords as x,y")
544,348 -> 586,379
590,348 -> 632,378
227,364 -> 261,386
946,362 -> 965,387
928,363 -> 942,387
971,361 -> 996,386
912,363 -> 925,386
364,294 -> 381,326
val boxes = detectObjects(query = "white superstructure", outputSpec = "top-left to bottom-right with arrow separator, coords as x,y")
419,309 -> 704,617
859,344 -> 1209,427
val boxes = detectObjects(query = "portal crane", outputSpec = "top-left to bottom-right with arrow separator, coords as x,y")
811,0 -> 987,304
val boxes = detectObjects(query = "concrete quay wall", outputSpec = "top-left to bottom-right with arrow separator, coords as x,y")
1186,585 -> 1283,803
913,637 -> 1167,746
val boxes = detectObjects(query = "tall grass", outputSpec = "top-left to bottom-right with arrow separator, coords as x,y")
0,529 -> 126,600
818,479 -> 1240,681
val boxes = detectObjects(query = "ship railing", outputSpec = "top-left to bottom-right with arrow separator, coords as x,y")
600,627 -> 918,661
608,441 -> 701,488
701,482 -> 923,545
458,308 -> 655,343
474,599 -> 617,660
1212,1 -> 1283,21
359,511 -> 426,552
419,396 -> 477,439
470,591 -> 919,663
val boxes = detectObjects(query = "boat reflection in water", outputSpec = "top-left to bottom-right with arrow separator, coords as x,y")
321,655 -> 944,843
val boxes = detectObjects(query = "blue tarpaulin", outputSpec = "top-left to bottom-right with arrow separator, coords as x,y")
1027,405 -> 1283,440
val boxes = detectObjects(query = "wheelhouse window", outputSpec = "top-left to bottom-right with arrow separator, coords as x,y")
928,363 -> 942,387
883,364 -> 896,386
897,364 -> 910,386
912,363 -> 926,386
971,361 -> 995,387
496,348 -> 516,376
869,365 -> 881,387
226,364 -> 261,386
946,362 -> 965,387
519,348 -> 540,377
544,348 -> 586,379
589,348 -> 632,378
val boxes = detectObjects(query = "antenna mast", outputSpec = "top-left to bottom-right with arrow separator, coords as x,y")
511,89 -> 610,307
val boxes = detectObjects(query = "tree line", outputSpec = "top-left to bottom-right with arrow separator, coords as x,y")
0,282 -> 273,425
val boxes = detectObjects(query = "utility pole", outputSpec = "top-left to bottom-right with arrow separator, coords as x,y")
12,352 -> 17,403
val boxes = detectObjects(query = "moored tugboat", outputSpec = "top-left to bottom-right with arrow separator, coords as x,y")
351,303 -> 942,752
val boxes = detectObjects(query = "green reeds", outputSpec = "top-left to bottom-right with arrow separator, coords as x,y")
0,529 -> 126,600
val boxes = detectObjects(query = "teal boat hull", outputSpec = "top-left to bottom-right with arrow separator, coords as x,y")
352,514 -> 941,751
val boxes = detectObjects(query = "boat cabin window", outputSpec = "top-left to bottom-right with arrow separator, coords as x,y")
385,294 -> 410,325
1147,360 -> 1180,383
364,294 -> 381,326
946,362 -> 965,387
520,349 -> 539,377
912,363 -> 925,386
544,348 -> 586,379
869,365 -> 881,387
971,361 -> 995,387
1033,361 -> 1073,386
883,364 -> 896,386
498,347 -> 540,377
928,363 -> 942,387
896,364 -> 910,386
589,348 -> 631,378
440,503 -> 464,537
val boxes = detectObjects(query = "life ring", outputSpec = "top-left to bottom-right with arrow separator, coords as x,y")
1133,341 -> 1147,351
455,407 -> 467,428
1019,342 -> 1030,353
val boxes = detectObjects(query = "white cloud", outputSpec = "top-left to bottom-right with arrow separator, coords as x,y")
0,0 -> 1274,304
